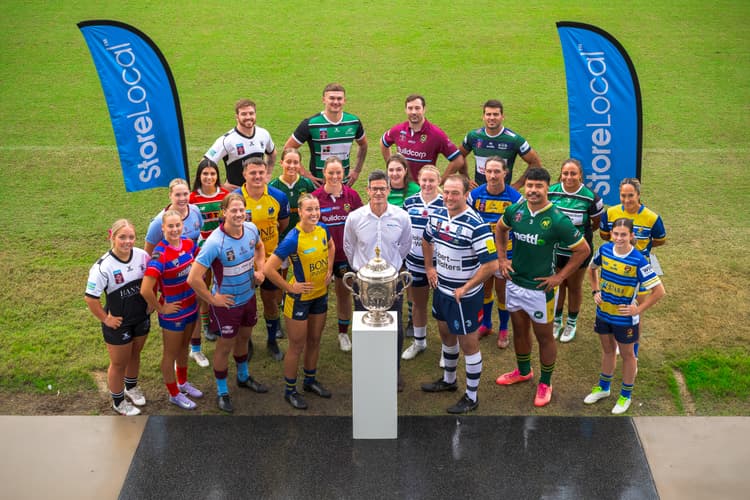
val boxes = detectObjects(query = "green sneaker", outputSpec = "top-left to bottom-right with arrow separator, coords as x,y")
612,395 -> 632,414
583,386 -> 611,404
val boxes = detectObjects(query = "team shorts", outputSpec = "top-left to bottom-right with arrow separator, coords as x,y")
333,261 -> 352,279
102,317 -> 150,346
260,275 -> 280,291
158,310 -> 198,331
284,293 -> 328,321
432,288 -> 483,335
409,270 -> 428,288
555,251 -> 592,270
595,316 -> 640,344
505,280 -> 557,324
210,296 -> 258,339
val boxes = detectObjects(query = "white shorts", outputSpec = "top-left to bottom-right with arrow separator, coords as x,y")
505,280 -> 557,324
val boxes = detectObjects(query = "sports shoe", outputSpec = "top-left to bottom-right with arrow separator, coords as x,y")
612,395 -> 632,414
169,392 -> 196,410
560,324 -> 577,343
237,375 -> 269,393
217,394 -> 233,413
267,341 -> 284,361
497,329 -> 510,349
285,390 -> 308,410
113,399 -> 141,416
338,333 -> 352,352
534,383 -> 553,407
584,386 -> 611,404
401,342 -> 426,360
178,381 -> 203,399
495,368 -> 534,386
421,377 -> 458,393
477,325 -> 493,339
447,393 -> 479,414
553,318 -> 563,339
189,350 -> 210,368
303,380 -> 332,398
124,386 -> 146,406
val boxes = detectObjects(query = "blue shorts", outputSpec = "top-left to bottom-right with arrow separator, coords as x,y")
284,293 -> 328,321
210,296 -> 258,339
102,316 -> 150,346
409,270 -> 428,288
260,275 -> 280,291
158,310 -> 198,331
333,261 -> 352,279
432,288 -> 483,335
595,316 -> 640,344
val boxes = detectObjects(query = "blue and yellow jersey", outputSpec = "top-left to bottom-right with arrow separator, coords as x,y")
274,222 -> 331,301
235,185 -> 290,258
467,184 -> 522,258
591,242 -> 661,326
600,204 -> 665,259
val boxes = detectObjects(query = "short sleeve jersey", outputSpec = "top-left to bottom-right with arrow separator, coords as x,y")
145,205 -> 203,247
423,206 -> 498,298
291,112 -> 365,179
381,120 -> 460,181
312,185 -> 363,263
599,204 -> 666,260
461,127 -> 532,184
145,238 -> 198,323
189,188 -> 230,243
195,222 -> 260,307
500,201 -> 585,290
548,183 -> 604,256
404,193 -> 444,274
205,126 -> 276,187
86,248 -> 150,326
269,175 -> 316,240
467,184 -> 523,259
234,185 -> 290,258
387,181 -> 421,208
274,222 -> 331,301
591,242 -> 661,326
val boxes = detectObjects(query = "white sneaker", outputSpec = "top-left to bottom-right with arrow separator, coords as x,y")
169,392 -> 197,410
553,319 -> 563,340
113,399 -> 141,416
124,386 -> 146,406
338,333 -> 352,352
583,386 -> 611,404
560,324 -> 577,343
612,395 -> 632,414
189,350 -> 210,368
439,353 -> 446,368
401,342 -> 426,360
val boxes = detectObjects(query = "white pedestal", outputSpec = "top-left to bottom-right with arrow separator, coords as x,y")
352,311 -> 397,439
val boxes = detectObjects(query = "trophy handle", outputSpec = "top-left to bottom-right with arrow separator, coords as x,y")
342,272 -> 360,301
396,270 -> 413,298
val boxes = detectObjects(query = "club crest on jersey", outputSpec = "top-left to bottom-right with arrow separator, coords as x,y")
268,206 -> 275,215
476,140 -> 483,148
236,144 -> 245,155
344,203 -> 351,212
541,218 -> 552,229
420,134 -> 427,143
226,249 -> 235,262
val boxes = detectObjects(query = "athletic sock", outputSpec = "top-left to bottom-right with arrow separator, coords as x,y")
516,352 -> 532,376
175,365 -> 188,386
634,342 -> 640,358
200,312 -> 210,333
567,311 -> 579,327
498,305 -> 509,331
620,382 -> 634,399
481,298 -> 493,329
214,369 -> 228,396
413,326 -> 427,348
285,377 -> 297,396
338,319 -> 350,334
111,390 -> 125,407
442,343 -> 460,384
599,373 -> 614,392
407,300 -> 413,324
266,317 -> 280,342
554,310 -> 563,323
303,368 -> 317,386
190,337 -> 201,352
465,351 -> 482,402
124,376 -> 137,391
166,382 -> 180,397
234,354 -> 249,382
540,362 -> 555,386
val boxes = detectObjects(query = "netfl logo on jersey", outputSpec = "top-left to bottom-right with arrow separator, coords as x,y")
515,232 -> 545,246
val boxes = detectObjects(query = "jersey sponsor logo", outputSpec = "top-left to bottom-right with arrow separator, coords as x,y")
640,263 -> 654,276
485,237 -> 497,254
515,232 -> 545,246
87,281 -> 96,291
236,144 -> 245,155
397,147 -> 428,160
320,207 -> 333,213
302,247 -> 317,254
209,148 -> 217,156
309,258 -> 327,273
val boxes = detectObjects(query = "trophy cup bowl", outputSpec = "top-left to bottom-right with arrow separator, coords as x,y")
343,248 -> 412,327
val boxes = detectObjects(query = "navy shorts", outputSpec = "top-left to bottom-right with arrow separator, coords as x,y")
595,316 -> 640,344
409,270 -> 428,288
260,275 -> 280,291
102,317 -> 150,346
284,293 -> 328,321
432,288 -> 483,335
333,261 -> 352,279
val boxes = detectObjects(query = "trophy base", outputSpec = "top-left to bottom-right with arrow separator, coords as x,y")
362,311 -> 394,327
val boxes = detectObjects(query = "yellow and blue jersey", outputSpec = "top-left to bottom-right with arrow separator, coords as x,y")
235,185 -> 290,258
274,223 -> 331,301
600,204 -> 665,259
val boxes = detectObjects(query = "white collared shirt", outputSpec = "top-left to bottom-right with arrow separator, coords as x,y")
343,203 -> 412,271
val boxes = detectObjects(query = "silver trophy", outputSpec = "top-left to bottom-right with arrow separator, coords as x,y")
343,247 -> 413,327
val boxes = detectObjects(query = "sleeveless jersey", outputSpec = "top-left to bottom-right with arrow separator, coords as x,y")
86,248 -> 149,326
467,183 -> 523,259
312,184 -> 362,263
205,126 -> 275,187
234,184 -> 290,258
145,238 -> 198,323
274,222 -> 332,300
291,112 -> 365,179
548,182 -> 603,257
461,126 -> 532,184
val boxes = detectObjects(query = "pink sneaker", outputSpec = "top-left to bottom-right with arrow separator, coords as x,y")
497,329 -> 510,349
495,368 -> 534,386
534,383 -> 553,407
477,325 -> 493,338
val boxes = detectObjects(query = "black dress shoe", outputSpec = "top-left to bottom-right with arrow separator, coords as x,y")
217,394 -> 233,413
237,375 -> 269,393
421,377 -> 458,393
303,380 -> 332,398
447,393 -> 479,414
284,391 -> 308,410
267,341 -> 284,361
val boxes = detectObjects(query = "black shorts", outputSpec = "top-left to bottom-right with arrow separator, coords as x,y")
555,250 -> 592,270
333,261 -> 352,279
260,275 -> 280,291
284,294 -> 328,320
594,317 -> 640,344
102,317 -> 150,346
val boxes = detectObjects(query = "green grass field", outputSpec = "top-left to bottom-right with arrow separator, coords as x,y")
0,0 -> 748,416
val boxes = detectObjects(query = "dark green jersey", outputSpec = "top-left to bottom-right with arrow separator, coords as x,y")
500,201 -> 584,289
548,183 -> 603,256
291,112 -> 365,179
461,127 -> 532,184
270,175 -> 316,240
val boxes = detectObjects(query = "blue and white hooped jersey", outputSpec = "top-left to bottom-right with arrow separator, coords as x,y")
404,193 -> 444,274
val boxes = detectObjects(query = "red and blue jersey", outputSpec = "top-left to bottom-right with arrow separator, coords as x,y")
145,238 -> 198,323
